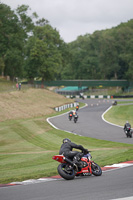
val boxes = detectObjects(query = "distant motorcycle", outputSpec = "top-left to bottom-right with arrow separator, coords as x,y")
74,114 -> 78,123
76,105 -> 79,111
69,113 -> 73,121
124,127 -> 132,138
52,151 -> 102,180
112,100 -> 117,106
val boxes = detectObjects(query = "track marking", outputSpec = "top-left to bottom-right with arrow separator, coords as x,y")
1,161 -> 133,187
111,197 -> 133,200
101,106 -> 123,128
1,102 -> 132,187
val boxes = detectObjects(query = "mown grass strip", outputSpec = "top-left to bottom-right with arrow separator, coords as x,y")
104,104 -> 133,126
117,100 -> 133,104
0,103 -> 133,184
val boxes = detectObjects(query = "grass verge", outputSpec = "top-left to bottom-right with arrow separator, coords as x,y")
104,103 -> 133,126
0,111 -> 133,184
0,93 -> 133,184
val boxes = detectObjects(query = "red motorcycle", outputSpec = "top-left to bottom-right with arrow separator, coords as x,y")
76,105 -> 79,111
52,151 -> 102,180
69,113 -> 73,121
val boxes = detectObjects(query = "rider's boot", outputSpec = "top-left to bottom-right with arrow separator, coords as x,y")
73,157 -> 82,171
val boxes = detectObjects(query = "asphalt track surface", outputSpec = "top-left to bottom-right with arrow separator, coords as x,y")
1,164 -> 133,200
1,99 -> 133,200
49,99 -> 133,144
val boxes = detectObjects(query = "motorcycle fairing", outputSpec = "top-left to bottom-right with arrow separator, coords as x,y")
76,161 -> 92,175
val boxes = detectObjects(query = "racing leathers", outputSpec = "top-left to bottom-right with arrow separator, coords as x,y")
124,122 -> 131,131
59,141 -> 87,163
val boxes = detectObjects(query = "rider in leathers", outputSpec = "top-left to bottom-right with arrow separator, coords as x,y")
59,138 -> 88,167
124,121 -> 131,131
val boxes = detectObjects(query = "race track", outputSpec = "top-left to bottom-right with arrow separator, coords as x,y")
49,99 -> 133,144
1,162 -> 133,200
1,98 -> 133,200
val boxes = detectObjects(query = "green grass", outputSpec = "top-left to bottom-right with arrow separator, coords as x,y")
0,112 -> 133,184
104,104 -> 133,126
117,100 -> 133,104
0,78 -> 14,92
0,78 -> 31,93
0,86 -> 133,184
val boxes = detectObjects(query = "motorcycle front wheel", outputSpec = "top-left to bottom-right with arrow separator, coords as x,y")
91,162 -> 102,176
129,133 -> 132,138
58,163 -> 75,180
74,118 -> 77,123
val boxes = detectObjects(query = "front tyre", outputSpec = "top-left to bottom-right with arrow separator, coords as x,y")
74,118 -> 77,123
91,162 -> 102,176
58,163 -> 75,180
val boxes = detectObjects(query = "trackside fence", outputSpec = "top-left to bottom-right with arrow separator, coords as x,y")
55,102 -> 79,112
65,95 -> 133,99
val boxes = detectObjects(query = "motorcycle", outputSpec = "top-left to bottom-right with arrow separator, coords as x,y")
69,113 -> 73,121
52,151 -> 102,180
74,114 -> 78,123
112,100 -> 117,106
124,127 -> 132,138
76,105 -> 79,111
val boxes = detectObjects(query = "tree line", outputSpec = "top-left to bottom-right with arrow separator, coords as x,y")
0,3 -> 133,83
66,19 -> 133,81
0,3 -> 68,82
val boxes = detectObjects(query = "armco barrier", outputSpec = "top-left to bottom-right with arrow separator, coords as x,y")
55,102 -> 78,112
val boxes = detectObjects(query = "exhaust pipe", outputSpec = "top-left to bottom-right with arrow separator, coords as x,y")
63,157 -> 74,166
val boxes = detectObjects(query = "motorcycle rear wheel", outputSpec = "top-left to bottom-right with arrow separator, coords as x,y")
58,163 -> 75,180
91,162 -> 102,176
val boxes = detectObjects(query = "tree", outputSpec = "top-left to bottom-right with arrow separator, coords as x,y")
0,57 -> 5,76
0,3 -> 20,79
16,5 -> 36,38
66,19 -> 133,81
0,4 -> 36,80
25,23 -> 64,82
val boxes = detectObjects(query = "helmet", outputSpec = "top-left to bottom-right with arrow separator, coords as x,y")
63,138 -> 71,143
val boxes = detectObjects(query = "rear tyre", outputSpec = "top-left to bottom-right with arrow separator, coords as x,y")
58,163 -> 75,180
91,162 -> 102,176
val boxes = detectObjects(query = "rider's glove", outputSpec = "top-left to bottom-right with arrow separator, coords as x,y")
83,149 -> 89,155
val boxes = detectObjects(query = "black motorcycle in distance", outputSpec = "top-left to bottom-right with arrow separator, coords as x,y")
74,114 -> 78,123
124,127 -> 132,138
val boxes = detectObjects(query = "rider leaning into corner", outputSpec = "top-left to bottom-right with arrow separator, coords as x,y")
124,121 -> 131,131
59,138 -> 88,168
